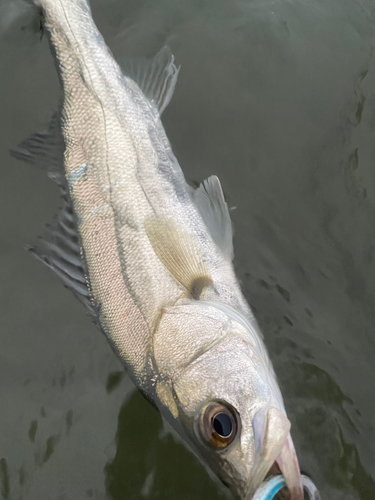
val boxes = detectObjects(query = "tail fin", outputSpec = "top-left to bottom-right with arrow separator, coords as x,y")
24,0 -> 91,12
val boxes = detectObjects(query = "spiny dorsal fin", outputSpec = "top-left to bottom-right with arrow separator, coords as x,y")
192,175 -> 234,261
145,218 -> 213,299
121,46 -> 180,115
11,114 -> 95,319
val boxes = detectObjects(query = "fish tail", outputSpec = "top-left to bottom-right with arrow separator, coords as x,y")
25,0 -> 93,31
25,0 -> 107,84
25,0 -> 90,8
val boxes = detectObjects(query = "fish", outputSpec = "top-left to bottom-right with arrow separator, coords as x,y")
12,1 -> 304,499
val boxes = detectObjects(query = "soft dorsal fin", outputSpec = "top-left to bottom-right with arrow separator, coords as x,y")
145,218 -> 213,299
121,46 -> 180,115
192,175 -> 234,261
10,114 -> 96,318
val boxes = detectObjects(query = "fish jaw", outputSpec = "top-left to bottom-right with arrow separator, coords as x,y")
275,433 -> 304,500
242,408 -> 302,500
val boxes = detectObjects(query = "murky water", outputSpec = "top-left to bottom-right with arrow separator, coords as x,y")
1,0 -> 375,499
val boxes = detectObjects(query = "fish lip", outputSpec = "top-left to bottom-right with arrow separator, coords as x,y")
274,434 -> 304,500
243,432 -> 303,500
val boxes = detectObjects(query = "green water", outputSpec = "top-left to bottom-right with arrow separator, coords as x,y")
1,0 -> 375,499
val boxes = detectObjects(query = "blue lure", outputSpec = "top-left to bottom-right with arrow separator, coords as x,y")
251,475 -> 321,500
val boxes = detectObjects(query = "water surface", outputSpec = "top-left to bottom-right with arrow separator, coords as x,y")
1,0 -> 375,499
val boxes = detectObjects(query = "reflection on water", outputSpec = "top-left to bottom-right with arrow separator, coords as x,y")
1,0 -> 375,499
105,391 -> 228,500
104,362 -> 375,500
0,458 -> 10,500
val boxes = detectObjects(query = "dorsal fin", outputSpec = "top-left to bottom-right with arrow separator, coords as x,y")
192,175 -> 234,261
121,46 -> 180,115
11,114 -> 96,318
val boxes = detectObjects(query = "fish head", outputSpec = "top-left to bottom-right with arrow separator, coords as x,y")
153,302 -> 303,500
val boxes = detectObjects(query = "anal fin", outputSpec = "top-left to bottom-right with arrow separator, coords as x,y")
11,113 -> 96,319
29,194 -> 96,318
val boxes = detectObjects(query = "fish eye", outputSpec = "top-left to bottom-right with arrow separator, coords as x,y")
198,402 -> 238,449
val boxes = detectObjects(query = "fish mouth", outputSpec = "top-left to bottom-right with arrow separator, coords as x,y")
273,433 -> 303,500
244,408 -> 303,500
244,444 -> 303,500
260,436 -> 303,500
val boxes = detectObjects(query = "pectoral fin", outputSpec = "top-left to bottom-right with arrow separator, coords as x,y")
145,218 -> 213,299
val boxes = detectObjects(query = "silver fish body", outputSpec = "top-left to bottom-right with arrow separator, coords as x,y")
14,0 -> 303,498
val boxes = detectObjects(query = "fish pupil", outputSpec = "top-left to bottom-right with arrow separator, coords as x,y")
213,413 -> 232,437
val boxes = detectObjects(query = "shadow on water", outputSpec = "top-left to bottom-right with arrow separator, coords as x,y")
282,359 -> 375,500
105,390 -> 227,500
